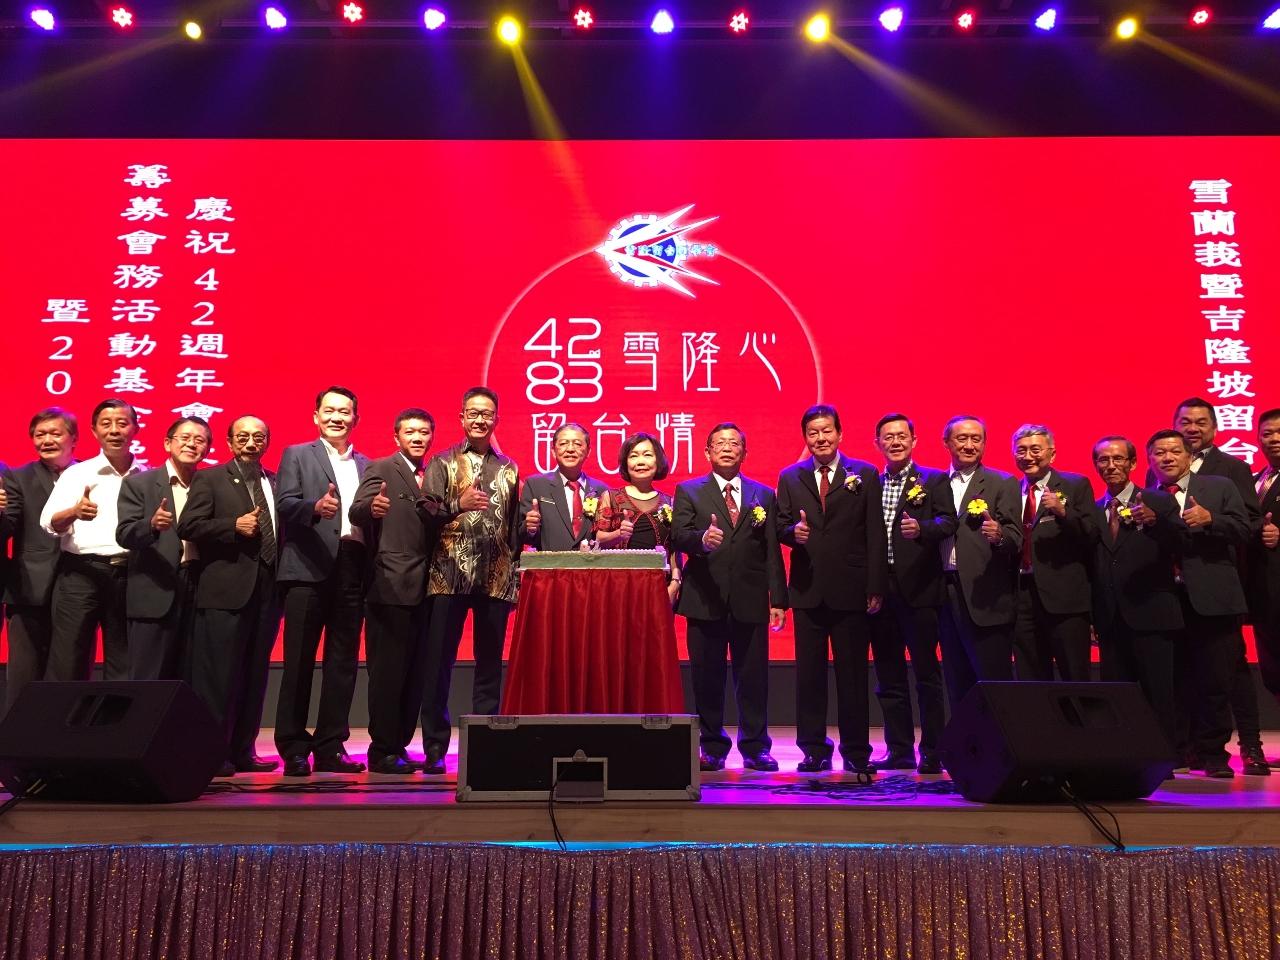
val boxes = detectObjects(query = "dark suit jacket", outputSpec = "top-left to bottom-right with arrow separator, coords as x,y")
1178,472 -> 1250,618
1147,446 -> 1261,530
177,461 -> 279,612
0,460 -> 62,607
1023,470 -> 1097,616
950,463 -> 1023,627
672,473 -> 787,624
884,464 -> 957,608
1091,487 -> 1186,634
0,462 -> 9,600
349,454 -> 439,606
1247,466 -> 1280,624
276,439 -> 371,583
115,466 -> 189,620
775,455 -> 886,611
518,470 -> 608,551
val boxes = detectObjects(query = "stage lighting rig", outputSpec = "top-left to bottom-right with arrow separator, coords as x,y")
803,11 -> 829,39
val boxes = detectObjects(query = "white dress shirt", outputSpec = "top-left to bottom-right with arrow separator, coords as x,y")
323,440 -> 363,543
1022,470 -> 1052,514
1163,473 -> 1190,510
813,453 -> 841,490
557,471 -> 585,521
941,466 -> 977,571
40,452 -> 144,556
165,460 -> 199,564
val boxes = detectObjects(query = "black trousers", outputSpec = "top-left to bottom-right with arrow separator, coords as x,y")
793,605 -> 871,764
686,615 -> 771,760
1174,596 -> 1240,768
869,574 -> 946,760
1097,618 -> 1178,749
274,541 -> 366,760
419,594 -> 511,758
938,573 -> 1014,709
126,565 -> 196,682
3,604 -> 52,716
191,562 -> 281,764
47,554 -> 129,682
1228,634 -> 1263,750
1256,617 -> 1280,703
365,598 -> 430,763
1012,575 -> 1091,682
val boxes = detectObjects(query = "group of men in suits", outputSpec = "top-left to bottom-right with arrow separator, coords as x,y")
3,391 -> 1279,781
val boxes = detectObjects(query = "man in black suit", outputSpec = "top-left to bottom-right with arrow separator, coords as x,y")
178,416 -> 282,777
1247,409 -> 1280,733
0,408 -> 78,714
936,416 -> 1023,706
1090,435 -> 1186,748
519,423 -> 608,552
1149,429 -> 1252,778
1150,397 -> 1269,776
274,386 -> 371,776
349,407 -> 440,775
673,422 -> 787,772
776,405 -> 885,773
1010,423 -> 1097,682
114,416 -> 211,683
868,413 -> 956,774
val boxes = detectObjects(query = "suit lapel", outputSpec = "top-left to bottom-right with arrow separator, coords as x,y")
392,455 -> 419,498
959,465 -> 984,514
699,475 -> 735,531
732,477 -> 755,536
545,474 -> 575,541
228,462 -> 257,512
798,457 -> 821,507
310,440 -> 337,485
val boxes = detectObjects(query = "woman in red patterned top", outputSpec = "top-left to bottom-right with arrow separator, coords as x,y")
595,432 -> 682,606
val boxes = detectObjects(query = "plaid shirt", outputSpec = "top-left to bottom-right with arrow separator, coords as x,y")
881,461 -> 913,565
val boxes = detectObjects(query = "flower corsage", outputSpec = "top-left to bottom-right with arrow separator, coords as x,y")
750,505 -> 767,528
965,498 -> 989,523
581,496 -> 599,519
905,479 -> 926,506
844,474 -> 862,493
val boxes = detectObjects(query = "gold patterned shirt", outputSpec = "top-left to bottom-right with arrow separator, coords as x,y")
423,441 -> 521,602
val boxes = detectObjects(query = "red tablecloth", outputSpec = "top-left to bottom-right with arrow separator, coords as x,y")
501,567 -> 686,714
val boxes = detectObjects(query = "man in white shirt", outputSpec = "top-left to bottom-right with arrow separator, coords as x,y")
273,387 -> 371,776
39,399 -> 142,681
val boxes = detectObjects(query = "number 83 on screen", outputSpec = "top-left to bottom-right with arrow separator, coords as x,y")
523,317 -> 603,405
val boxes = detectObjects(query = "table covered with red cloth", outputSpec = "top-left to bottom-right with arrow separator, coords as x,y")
501,567 -> 686,714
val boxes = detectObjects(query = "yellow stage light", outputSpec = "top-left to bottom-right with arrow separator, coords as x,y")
497,15 -> 521,43
183,19 -> 203,38
1115,16 -> 1139,38
804,12 -> 830,40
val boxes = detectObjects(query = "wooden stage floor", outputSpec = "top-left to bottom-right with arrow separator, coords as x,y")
2,727 -> 1279,848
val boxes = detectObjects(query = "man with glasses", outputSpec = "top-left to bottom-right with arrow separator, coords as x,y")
115,416 -> 211,682
179,417 -> 282,777
519,423 -> 608,551
418,387 -> 521,774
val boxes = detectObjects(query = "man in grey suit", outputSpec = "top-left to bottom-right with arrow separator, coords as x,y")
1148,429 -> 1251,779
519,423 -> 608,551
350,407 -> 441,774
115,416 -> 211,683
0,408 -> 78,714
274,386 -> 371,776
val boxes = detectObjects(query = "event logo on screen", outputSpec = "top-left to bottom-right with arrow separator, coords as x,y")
596,205 -> 719,298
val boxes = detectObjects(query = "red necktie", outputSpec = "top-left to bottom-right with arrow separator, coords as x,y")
1164,483 -> 1184,580
1108,499 -> 1121,539
819,466 -> 830,512
568,479 -> 583,537
724,483 -> 740,526
1021,484 -> 1038,572
414,466 -> 425,491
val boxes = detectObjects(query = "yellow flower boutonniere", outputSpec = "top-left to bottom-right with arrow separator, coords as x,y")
966,498 -> 989,518
581,496 -> 599,519
905,481 -> 926,506
750,505 -> 767,528
844,474 -> 862,493
1117,503 -> 1136,526
658,503 -> 673,524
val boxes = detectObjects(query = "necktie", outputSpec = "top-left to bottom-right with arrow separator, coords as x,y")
1108,499 -> 1121,539
242,468 -> 276,565
1164,483 -> 1184,580
568,479 -> 583,537
819,466 -> 830,512
724,483 -> 740,526
1259,468 -> 1276,500
414,465 -> 425,490
1021,483 -> 1037,572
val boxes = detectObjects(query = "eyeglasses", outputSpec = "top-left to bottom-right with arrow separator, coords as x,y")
463,410 -> 496,422
233,432 -> 268,444
710,440 -> 744,451
169,433 -> 209,446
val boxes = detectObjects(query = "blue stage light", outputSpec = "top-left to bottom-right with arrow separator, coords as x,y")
264,5 -> 287,28
1033,6 -> 1057,29
423,6 -> 446,29
650,9 -> 674,33
1263,6 -> 1280,27
878,5 -> 904,31
29,6 -> 56,29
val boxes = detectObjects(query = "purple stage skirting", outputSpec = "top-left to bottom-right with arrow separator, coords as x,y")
0,843 -> 1277,959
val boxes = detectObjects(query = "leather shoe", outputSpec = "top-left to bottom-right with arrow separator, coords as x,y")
421,750 -> 446,775
1241,746 -> 1272,777
742,752 -> 779,772
872,752 -> 917,770
215,760 -> 236,778
698,751 -> 725,772
313,751 -> 366,774
916,756 -> 944,775
283,755 -> 312,778
1203,762 -> 1235,779
843,759 -> 876,775
233,754 -> 279,774
796,754 -> 832,773
369,755 -> 414,775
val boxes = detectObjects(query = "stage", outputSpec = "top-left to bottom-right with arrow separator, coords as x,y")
3,727 -> 1278,848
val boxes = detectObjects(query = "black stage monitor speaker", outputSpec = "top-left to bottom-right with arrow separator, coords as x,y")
0,681 -> 224,803
939,682 -> 1177,803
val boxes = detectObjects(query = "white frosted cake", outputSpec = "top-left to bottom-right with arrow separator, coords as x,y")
519,549 -> 667,570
